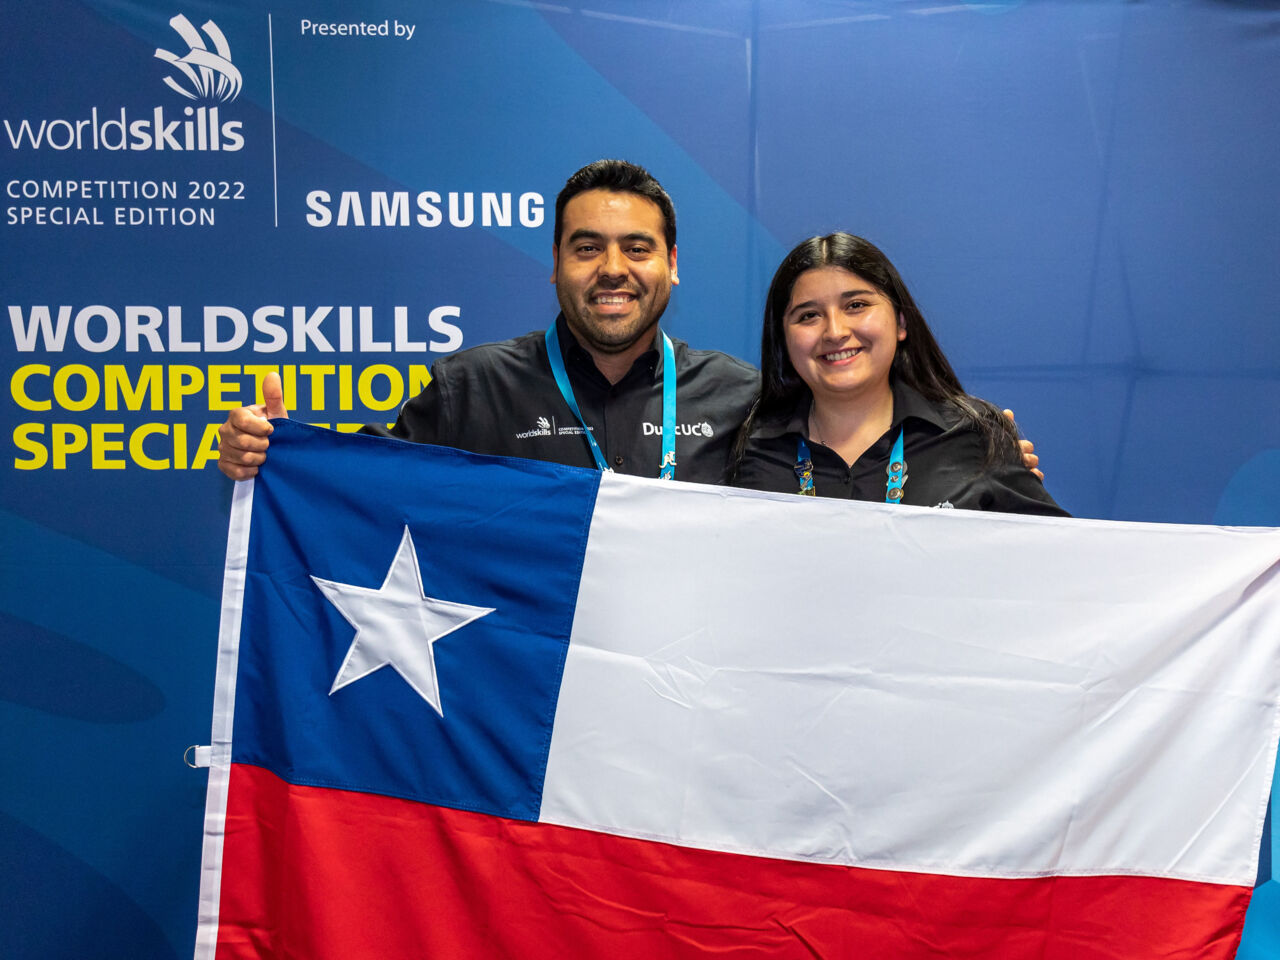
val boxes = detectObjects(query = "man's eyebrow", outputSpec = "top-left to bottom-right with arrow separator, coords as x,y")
565,229 -> 659,246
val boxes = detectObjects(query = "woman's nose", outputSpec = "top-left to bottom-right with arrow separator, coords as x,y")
822,311 -> 848,339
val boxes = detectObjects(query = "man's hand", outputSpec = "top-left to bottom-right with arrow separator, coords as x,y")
217,372 -> 288,480
1003,409 -> 1044,481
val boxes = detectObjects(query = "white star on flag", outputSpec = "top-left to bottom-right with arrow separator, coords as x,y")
311,526 -> 495,716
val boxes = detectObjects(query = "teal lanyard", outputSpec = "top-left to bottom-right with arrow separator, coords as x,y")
795,428 -> 906,502
545,322 -> 678,480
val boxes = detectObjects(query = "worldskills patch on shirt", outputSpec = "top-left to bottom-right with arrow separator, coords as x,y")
512,415 -> 590,440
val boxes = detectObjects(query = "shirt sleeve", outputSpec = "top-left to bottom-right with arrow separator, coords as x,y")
965,452 -> 1070,517
360,361 -> 453,444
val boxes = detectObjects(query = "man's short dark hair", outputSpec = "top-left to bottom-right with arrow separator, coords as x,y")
554,159 -> 677,252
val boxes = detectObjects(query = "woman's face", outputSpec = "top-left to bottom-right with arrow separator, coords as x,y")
782,266 -> 905,403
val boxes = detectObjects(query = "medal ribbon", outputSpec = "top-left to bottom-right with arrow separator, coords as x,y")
795,427 -> 906,502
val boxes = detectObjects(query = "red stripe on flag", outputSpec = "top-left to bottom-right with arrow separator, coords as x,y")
215,763 -> 1252,959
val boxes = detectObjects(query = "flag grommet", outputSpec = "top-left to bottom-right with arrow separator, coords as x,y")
185,745 -> 211,769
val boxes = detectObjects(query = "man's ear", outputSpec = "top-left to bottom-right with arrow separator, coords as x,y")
550,242 -> 559,284
669,244 -> 679,285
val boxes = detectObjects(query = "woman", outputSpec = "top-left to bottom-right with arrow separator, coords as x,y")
730,233 -> 1066,516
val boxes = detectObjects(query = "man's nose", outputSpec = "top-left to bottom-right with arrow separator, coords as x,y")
601,243 -> 627,278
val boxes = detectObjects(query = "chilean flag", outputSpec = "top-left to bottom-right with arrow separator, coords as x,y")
195,420 -> 1280,959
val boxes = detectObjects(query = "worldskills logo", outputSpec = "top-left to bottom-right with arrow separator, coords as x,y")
155,15 -> 242,103
1,12 -> 244,152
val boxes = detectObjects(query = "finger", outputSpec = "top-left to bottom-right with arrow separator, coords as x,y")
215,434 -> 263,479
1032,468 -> 1044,482
224,405 -> 275,449
1003,408 -> 1016,423
217,431 -> 271,463
219,421 -> 272,454
262,372 -> 288,420
216,431 -> 269,480
228,402 -> 274,432
218,458 -> 260,481
219,409 -> 273,456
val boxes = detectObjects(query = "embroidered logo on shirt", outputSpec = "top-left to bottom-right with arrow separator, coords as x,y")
515,416 -> 553,439
515,416 -> 592,440
641,421 -> 715,438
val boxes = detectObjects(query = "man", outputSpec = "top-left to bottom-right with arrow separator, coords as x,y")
218,160 -> 757,484
217,160 -> 1039,483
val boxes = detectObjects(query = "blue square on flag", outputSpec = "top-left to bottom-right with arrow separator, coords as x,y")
230,421 -> 599,822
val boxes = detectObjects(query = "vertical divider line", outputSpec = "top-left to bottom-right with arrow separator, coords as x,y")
269,13 -> 279,228
744,1 -> 763,366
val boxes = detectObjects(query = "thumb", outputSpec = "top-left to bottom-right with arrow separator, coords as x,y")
262,372 -> 289,420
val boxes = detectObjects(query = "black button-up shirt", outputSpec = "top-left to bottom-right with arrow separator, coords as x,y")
731,380 -> 1067,515
365,315 -> 760,486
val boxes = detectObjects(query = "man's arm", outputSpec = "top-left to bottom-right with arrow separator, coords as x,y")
362,362 -> 452,444
1004,409 -> 1043,481
217,371 -> 287,480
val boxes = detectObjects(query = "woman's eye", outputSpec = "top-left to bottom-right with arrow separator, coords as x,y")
846,300 -> 869,311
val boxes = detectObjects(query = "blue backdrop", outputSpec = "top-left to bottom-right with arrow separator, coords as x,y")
2,2 -> 1278,956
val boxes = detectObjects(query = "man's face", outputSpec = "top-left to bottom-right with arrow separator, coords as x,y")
551,189 -> 679,357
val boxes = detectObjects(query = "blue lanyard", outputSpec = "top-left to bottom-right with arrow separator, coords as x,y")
795,427 -> 906,502
545,322 -> 678,480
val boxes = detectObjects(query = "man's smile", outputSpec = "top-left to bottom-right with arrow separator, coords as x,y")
590,290 -> 639,310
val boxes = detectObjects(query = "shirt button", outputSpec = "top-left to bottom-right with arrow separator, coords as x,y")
614,455 -> 624,467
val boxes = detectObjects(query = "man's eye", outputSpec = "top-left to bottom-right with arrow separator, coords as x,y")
627,246 -> 650,256
576,245 -> 599,255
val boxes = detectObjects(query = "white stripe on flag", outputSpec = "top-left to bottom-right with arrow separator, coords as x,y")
541,475 -> 1280,886
194,478 -> 255,960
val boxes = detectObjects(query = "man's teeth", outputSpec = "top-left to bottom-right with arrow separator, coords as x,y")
595,294 -> 633,304
823,348 -> 862,361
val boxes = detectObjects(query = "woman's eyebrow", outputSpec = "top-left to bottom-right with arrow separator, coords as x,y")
787,289 -> 879,314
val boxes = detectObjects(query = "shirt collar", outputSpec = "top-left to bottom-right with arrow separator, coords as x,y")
889,378 -> 950,432
555,313 -> 662,387
754,377 -> 950,439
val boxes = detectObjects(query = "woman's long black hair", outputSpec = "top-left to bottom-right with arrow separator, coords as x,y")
730,233 -> 1021,477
